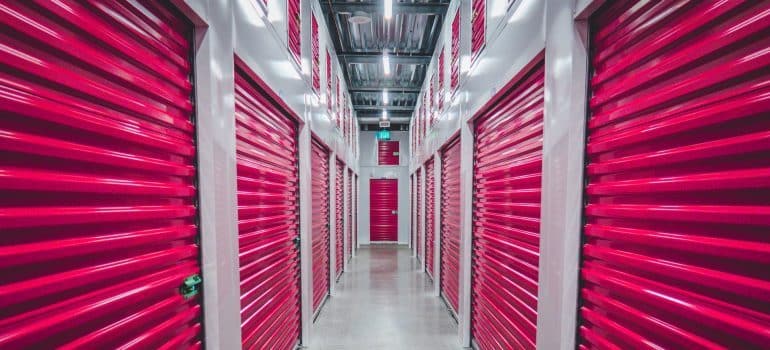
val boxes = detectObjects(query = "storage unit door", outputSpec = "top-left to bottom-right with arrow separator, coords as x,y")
235,67 -> 300,349
369,179 -> 399,241
378,140 -> 400,165
471,61 -> 544,350
346,169 -> 353,261
311,139 -> 330,314
579,2 -> 770,349
335,159 -> 344,279
352,175 -> 358,250
0,2 -> 202,348
441,137 -> 461,315
425,158 -> 436,279
411,175 -> 415,249
416,169 -> 423,262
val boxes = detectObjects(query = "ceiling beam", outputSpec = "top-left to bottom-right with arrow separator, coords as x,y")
354,105 -> 414,112
349,87 -> 421,93
340,53 -> 431,65
330,2 -> 449,15
358,116 -> 412,124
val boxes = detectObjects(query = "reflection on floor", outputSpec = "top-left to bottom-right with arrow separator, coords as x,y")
307,246 -> 461,350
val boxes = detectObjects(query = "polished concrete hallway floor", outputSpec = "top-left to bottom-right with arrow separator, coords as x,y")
307,246 -> 462,350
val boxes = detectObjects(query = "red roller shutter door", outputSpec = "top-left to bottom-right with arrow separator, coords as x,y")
425,158 -> 436,279
347,169 -> 353,261
235,66 -> 300,349
378,140 -> 400,165
441,137 -> 461,315
471,61 -> 544,350
411,174 -> 415,248
354,174 -> 358,251
416,169 -> 423,262
0,2 -> 202,348
369,179 -> 399,242
311,139 -> 330,314
335,159 -> 344,279
579,2 -> 770,349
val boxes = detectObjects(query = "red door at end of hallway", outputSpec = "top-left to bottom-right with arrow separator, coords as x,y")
0,2 -> 202,348
235,64 -> 300,349
369,179 -> 399,242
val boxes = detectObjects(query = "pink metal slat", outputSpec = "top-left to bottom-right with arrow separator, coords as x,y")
311,139 -> 330,313
471,61 -> 544,350
369,179 -> 399,242
0,2 -> 201,348
579,2 -> 770,349
441,137 -> 461,315
236,65 -> 300,350
335,159 -> 344,279
425,158 -> 436,279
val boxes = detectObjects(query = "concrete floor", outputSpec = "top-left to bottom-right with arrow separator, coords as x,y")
307,246 -> 462,350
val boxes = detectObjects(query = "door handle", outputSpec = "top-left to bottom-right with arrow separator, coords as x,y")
391,210 -> 398,215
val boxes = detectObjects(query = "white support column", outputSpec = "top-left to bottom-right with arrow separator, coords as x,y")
458,122 -> 474,347
328,154 -> 337,295
182,0 -> 241,348
298,121 -> 313,345
433,154 -> 443,297
536,0 -> 590,349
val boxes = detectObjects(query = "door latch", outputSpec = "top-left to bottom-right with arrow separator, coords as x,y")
391,210 -> 398,215
293,236 -> 301,250
180,274 -> 202,300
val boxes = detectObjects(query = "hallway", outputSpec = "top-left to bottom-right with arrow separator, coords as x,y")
308,247 -> 461,350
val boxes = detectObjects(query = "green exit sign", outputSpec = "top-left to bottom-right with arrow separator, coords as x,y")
377,129 -> 391,140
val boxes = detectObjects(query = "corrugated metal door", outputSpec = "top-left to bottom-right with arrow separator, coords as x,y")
0,2 -> 202,348
353,174 -> 358,254
346,169 -> 353,261
235,65 -> 300,349
425,158 -> 436,279
579,2 -> 770,349
411,174 -> 415,249
416,169 -> 423,262
378,140 -> 400,165
311,139 -> 330,314
441,137 -> 461,315
369,179 -> 399,241
471,61 -> 544,350
335,159 -> 344,279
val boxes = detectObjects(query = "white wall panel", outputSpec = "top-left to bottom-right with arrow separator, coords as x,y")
410,0 -> 545,170
358,131 -> 411,245
177,1 -> 241,349
233,0 -> 358,167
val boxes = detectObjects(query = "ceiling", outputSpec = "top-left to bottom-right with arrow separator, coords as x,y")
321,0 -> 449,123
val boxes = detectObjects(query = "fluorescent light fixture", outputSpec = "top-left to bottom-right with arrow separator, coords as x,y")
384,0 -> 393,20
382,90 -> 389,105
382,51 -> 391,75
382,110 -> 388,120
